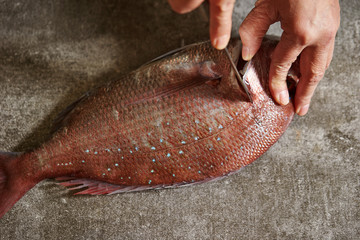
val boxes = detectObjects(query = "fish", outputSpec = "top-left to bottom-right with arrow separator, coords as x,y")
0,36 -> 299,218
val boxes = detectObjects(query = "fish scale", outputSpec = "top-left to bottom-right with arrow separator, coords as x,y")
0,36 -> 299,217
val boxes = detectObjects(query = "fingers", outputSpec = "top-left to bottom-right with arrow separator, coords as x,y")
168,0 -> 204,14
169,0 -> 235,50
239,1 -> 278,60
326,38 -> 335,69
209,0 -> 236,49
239,0 -> 339,117
294,45 -> 329,115
269,32 -> 305,106
270,32 -> 336,116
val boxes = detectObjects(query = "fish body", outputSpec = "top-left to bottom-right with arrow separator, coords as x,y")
0,36 -> 298,218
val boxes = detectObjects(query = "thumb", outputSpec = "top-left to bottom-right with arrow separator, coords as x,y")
239,1 -> 278,60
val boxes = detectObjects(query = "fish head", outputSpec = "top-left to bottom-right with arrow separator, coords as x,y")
223,36 -> 300,105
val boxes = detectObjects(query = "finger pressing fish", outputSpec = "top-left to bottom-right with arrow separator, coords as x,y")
0,36 -> 299,218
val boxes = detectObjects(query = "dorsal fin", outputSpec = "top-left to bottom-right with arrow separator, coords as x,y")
124,60 -> 222,107
51,92 -> 90,134
142,42 -> 205,66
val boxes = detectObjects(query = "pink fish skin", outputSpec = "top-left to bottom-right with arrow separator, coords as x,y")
0,36 -> 299,218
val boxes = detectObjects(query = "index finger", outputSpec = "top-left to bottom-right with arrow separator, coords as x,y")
209,0 -> 236,49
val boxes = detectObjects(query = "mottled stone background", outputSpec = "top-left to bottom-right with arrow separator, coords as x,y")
0,0 -> 359,239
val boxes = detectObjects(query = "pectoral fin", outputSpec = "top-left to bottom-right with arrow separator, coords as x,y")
124,61 -> 222,106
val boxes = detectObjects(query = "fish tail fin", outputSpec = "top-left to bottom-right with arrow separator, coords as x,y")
0,152 -> 35,218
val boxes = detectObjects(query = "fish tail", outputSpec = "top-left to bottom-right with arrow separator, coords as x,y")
0,152 -> 36,218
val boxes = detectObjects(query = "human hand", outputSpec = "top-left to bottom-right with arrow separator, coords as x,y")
168,0 -> 236,49
239,0 -> 340,115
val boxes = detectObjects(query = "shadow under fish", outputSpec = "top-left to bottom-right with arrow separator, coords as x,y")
0,36 -> 300,218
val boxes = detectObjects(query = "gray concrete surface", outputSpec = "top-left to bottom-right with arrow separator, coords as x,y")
0,0 -> 359,239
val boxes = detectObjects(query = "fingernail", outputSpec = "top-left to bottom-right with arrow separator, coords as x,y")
277,90 -> 289,105
296,104 -> 310,116
213,35 -> 228,50
242,46 -> 251,60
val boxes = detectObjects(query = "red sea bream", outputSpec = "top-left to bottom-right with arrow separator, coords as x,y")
0,36 -> 299,218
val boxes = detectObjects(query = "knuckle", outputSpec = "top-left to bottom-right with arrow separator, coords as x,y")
239,4 -> 275,39
323,32 -> 334,45
302,94 -> 313,103
320,29 -> 337,46
325,60 -> 332,70
293,22 -> 338,47
239,23 -> 255,44
293,27 -> 312,46
270,62 -> 293,88
296,95 -> 312,106
211,0 -> 235,13
307,71 -> 324,85
239,15 -> 254,36
213,11 -> 230,23
273,62 -> 292,74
